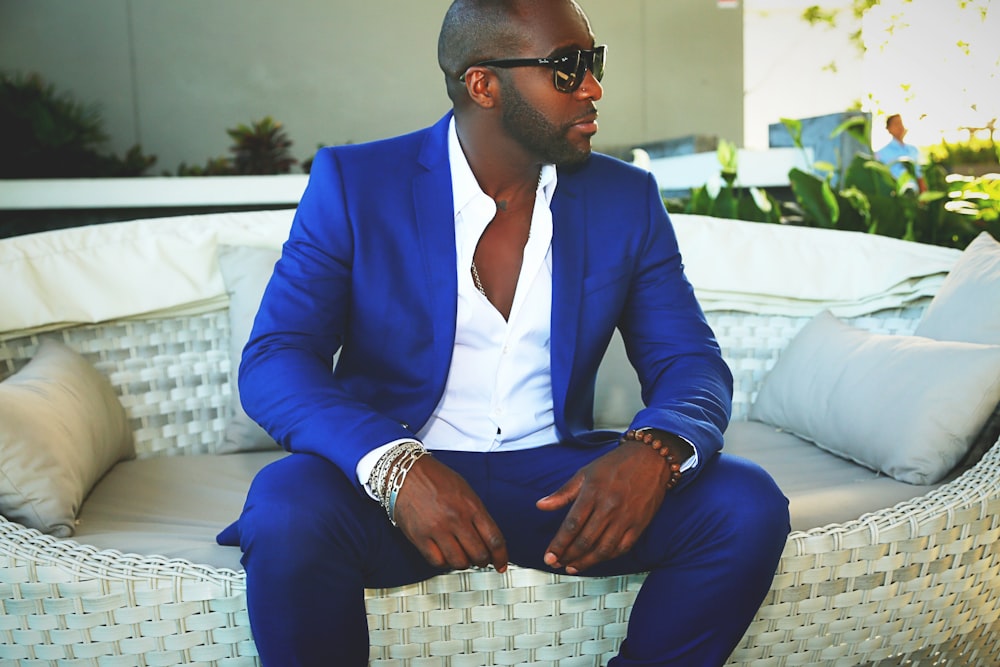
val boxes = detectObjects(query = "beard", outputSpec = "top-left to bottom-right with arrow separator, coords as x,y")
499,79 -> 593,168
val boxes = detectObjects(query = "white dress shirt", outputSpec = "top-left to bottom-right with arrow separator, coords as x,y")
416,119 -> 560,453
356,119 -> 558,487
356,118 -> 695,490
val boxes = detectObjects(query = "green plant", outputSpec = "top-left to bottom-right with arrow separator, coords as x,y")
108,145 -> 158,177
176,156 -> 235,177
664,139 -> 782,224
174,116 -> 299,176
830,114 -> 871,154
227,116 -> 297,175
0,71 -> 156,178
927,136 -> 1000,169
778,116 -> 838,177
302,143 -> 330,175
786,152 -> 997,248
663,117 -> 998,250
944,173 -> 1000,222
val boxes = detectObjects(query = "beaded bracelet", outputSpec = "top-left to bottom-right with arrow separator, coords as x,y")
619,428 -> 683,490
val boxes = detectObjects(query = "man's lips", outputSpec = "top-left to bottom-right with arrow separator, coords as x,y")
571,112 -> 599,135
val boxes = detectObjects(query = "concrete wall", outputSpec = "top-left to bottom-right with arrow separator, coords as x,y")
0,0 -> 743,174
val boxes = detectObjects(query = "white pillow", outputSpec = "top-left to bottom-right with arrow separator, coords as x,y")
217,245 -> 282,454
750,310 -> 1000,485
0,339 -> 135,536
915,231 -> 1000,344
914,231 -> 1000,468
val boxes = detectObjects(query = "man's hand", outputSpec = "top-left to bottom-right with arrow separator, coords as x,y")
393,455 -> 509,573
536,434 -> 688,574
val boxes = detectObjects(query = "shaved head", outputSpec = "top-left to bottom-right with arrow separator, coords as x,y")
437,0 -> 536,103
436,0 -> 601,166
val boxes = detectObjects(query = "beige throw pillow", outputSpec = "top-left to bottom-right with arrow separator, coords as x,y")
0,339 -> 135,536
750,310 -> 1000,485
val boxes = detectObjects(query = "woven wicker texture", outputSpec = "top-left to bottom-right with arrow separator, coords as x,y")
2,305 -> 999,666
0,312 -> 232,459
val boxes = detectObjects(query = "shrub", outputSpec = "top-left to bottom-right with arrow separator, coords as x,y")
0,71 -> 155,178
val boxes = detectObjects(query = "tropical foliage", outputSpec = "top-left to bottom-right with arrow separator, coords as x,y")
178,116 -> 298,176
0,71 -> 156,178
664,119 -> 999,250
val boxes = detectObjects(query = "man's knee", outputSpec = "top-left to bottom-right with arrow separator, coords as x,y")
650,453 -> 789,568
239,453 -> 365,563
695,454 -> 790,557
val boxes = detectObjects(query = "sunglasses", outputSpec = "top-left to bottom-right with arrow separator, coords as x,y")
464,45 -> 607,93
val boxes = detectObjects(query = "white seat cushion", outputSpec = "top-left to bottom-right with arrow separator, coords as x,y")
724,420 -> 941,531
74,451 -> 286,571
69,423 -> 949,568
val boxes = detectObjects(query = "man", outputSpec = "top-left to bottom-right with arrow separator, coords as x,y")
876,113 -> 926,191
222,1 -> 790,665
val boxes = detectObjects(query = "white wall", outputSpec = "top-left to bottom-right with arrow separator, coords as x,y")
0,0 -> 743,174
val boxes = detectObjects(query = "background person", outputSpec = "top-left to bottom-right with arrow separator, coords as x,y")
876,113 -> 927,191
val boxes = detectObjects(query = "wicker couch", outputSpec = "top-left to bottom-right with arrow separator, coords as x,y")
2,209 -> 999,667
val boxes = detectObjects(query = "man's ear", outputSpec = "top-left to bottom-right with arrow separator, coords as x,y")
462,67 -> 498,110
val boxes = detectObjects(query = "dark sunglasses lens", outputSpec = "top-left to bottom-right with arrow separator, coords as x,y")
553,52 -> 582,92
592,46 -> 606,82
554,48 -> 605,92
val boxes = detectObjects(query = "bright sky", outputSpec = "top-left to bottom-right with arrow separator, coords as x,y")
862,0 -> 999,148
745,0 -> 999,150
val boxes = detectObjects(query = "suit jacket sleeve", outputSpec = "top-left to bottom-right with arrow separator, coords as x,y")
618,171 -> 733,488
238,147 -> 418,490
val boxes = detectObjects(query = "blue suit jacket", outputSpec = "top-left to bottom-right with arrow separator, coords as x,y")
240,113 -> 732,492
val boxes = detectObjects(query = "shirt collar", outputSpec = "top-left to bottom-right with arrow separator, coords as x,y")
447,116 -> 557,217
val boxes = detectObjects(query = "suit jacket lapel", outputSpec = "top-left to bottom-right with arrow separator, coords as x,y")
413,115 -> 459,383
550,175 -> 586,427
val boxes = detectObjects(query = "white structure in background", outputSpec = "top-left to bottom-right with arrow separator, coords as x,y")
644,148 -> 813,192
0,176 -> 309,211
630,148 -> 652,171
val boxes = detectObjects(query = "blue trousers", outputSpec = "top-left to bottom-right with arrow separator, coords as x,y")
227,443 -> 789,666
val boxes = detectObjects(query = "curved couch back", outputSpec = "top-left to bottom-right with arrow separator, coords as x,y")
0,210 -> 960,455
0,210 -> 959,338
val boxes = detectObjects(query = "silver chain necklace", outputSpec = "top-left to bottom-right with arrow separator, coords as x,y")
471,261 -> 487,295
471,169 -> 542,297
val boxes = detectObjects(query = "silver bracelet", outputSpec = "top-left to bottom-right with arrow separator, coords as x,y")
369,440 -> 420,501
383,445 -> 429,526
367,440 -> 428,521
377,444 -> 416,513
370,445 -> 401,501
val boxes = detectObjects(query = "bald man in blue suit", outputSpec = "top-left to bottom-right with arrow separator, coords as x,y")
223,1 -> 790,665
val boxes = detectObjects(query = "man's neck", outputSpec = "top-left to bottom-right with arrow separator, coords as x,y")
454,114 -> 543,201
